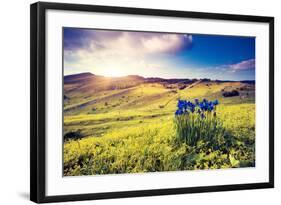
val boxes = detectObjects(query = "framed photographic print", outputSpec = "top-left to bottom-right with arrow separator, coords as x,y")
30,2 -> 274,203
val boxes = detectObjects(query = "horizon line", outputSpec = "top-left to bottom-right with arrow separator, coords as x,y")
63,72 -> 255,82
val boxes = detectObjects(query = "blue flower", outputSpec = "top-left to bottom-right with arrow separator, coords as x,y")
175,98 -> 219,116
199,102 -> 208,111
199,102 -> 204,110
207,103 -> 214,112
213,99 -> 219,105
175,109 -> 184,116
177,100 -> 186,110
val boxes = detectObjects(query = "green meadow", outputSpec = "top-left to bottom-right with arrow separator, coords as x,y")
63,73 -> 255,176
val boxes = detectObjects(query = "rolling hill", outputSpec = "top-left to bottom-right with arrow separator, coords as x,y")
64,72 -> 255,115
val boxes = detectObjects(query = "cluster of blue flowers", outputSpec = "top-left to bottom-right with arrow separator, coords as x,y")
175,98 -> 219,117
198,99 -> 218,112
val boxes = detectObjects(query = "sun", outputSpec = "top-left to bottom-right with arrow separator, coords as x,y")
103,68 -> 124,77
99,63 -> 131,77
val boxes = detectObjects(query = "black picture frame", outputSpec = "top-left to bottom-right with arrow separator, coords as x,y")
30,2 -> 274,203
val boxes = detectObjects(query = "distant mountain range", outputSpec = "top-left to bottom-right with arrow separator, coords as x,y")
64,72 -> 255,85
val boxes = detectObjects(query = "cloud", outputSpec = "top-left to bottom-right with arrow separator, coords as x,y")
64,28 -> 193,76
208,59 -> 255,74
64,29 -> 193,55
229,59 -> 255,72
139,33 -> 192,54
192,58 -> 255,80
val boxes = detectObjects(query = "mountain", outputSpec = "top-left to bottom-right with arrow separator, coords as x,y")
64,72 -> 95,84
63,72 -> 255,115
64,72 -> 254,94
64,73 -> 148,95
64,72 -> 199,94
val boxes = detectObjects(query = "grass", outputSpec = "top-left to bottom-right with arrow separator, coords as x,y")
63,80 -> 255,176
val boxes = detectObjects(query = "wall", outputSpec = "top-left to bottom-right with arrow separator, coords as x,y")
0,0 -> 279,204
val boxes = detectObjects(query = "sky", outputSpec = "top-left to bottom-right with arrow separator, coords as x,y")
64,27 -> 255,81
